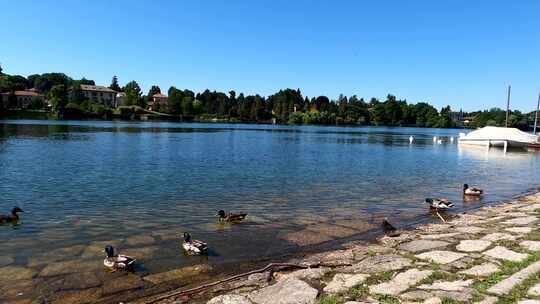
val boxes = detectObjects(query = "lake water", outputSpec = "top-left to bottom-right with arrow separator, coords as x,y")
1,120 -> 539,303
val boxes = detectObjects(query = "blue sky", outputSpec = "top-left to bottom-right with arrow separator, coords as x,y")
1,0 -> 539,111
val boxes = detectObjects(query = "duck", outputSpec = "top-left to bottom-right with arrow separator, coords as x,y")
0,207 -> 24,224
382,218 -> 400,237
425,198 -> 454,211
463,184 -> 483,196
216,210 -> 247,222
182,232 -> 208,255
103,245 -> 135,271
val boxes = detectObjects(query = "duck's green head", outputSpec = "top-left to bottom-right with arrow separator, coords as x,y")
183,232 -> 191,242
104,245 -> 114,258
11,207 -> 23,214
216,210 -> 226,218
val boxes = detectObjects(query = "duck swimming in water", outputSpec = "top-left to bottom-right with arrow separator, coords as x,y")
425,198 -> 454,211
103,245 -> 135,271
182,232 -> 208,255
216,210 -> 247,222
0,207 -> 23,224
463,184 -> 483,196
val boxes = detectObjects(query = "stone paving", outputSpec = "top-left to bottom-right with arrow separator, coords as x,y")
199,193 -> 540,304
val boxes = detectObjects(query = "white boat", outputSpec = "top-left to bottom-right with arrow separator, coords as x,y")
458,126 -> 539,149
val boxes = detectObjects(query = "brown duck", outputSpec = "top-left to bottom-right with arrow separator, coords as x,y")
0,207 -> 24,224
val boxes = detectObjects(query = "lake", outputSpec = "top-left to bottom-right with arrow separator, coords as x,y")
0,120 -> 539,303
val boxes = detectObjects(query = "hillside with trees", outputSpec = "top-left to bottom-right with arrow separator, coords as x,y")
0,64 -> 537,130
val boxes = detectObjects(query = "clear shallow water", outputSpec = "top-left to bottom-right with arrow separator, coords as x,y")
1,120 -> 539,302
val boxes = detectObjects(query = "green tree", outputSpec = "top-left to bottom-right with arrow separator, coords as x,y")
123,81 -> 142,106
28,96 -> 45,110
69,83 -> 85,104
181,96 -> 194,115
167,86 -> 183,114
48,84 -> 68,112
147,85 -> 161,98
109,76 -> 121,92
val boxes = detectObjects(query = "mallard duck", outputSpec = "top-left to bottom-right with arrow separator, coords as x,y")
0,207 -> 23,224
382,218 -> 400,237
463,184 -> 483,196
103,245 -> 135,271
216,210 -> 247,222
425,198 -> 454,210
182,232 -> 208,255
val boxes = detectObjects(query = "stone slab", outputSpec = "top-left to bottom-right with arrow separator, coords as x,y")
456,226 -> 485,234
483,246 -> 528,262
420,233 -> 460,240
346,254 -> 412,274
208,295 -> 253,304
398,240 -> 449,253
418,279 -> 474,291
521,241 -> 540,251
528,282 -> 540,297
503,216 -> 538,226
248,278 -> 318,304
482,233 -> 517,242
456,240 -> 491,252
506,227 -> 533,234
415,251 -> 466,264
323,273 -> 369,294
459,262 -> 500,277
369,268 -> 432,295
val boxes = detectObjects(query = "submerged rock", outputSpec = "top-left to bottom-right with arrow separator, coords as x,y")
0,256 -> 14,267
125,235 -> 156,246
143,264 -> 212,284
281,229 -> 333,246
103,273 -> 144,295
50,287 -> 102,304
48,271 -> 101,291
39,259 -> 99,277
0,266 -> 36,281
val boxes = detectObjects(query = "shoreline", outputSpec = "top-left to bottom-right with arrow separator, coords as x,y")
139,190 -> 540,304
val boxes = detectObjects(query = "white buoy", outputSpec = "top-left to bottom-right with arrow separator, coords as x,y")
450,136 -> 454,143
433,136 -> 437,142
409,136 -> 414,144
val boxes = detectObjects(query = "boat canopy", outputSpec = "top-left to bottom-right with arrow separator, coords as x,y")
459,126 -> 538,144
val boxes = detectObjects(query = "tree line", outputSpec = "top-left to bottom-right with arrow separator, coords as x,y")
0,65 -> 537,130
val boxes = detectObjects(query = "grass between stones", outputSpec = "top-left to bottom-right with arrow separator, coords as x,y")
471,242 -> 540,303
317,271 -> 396,304
419,270 -> 460,285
